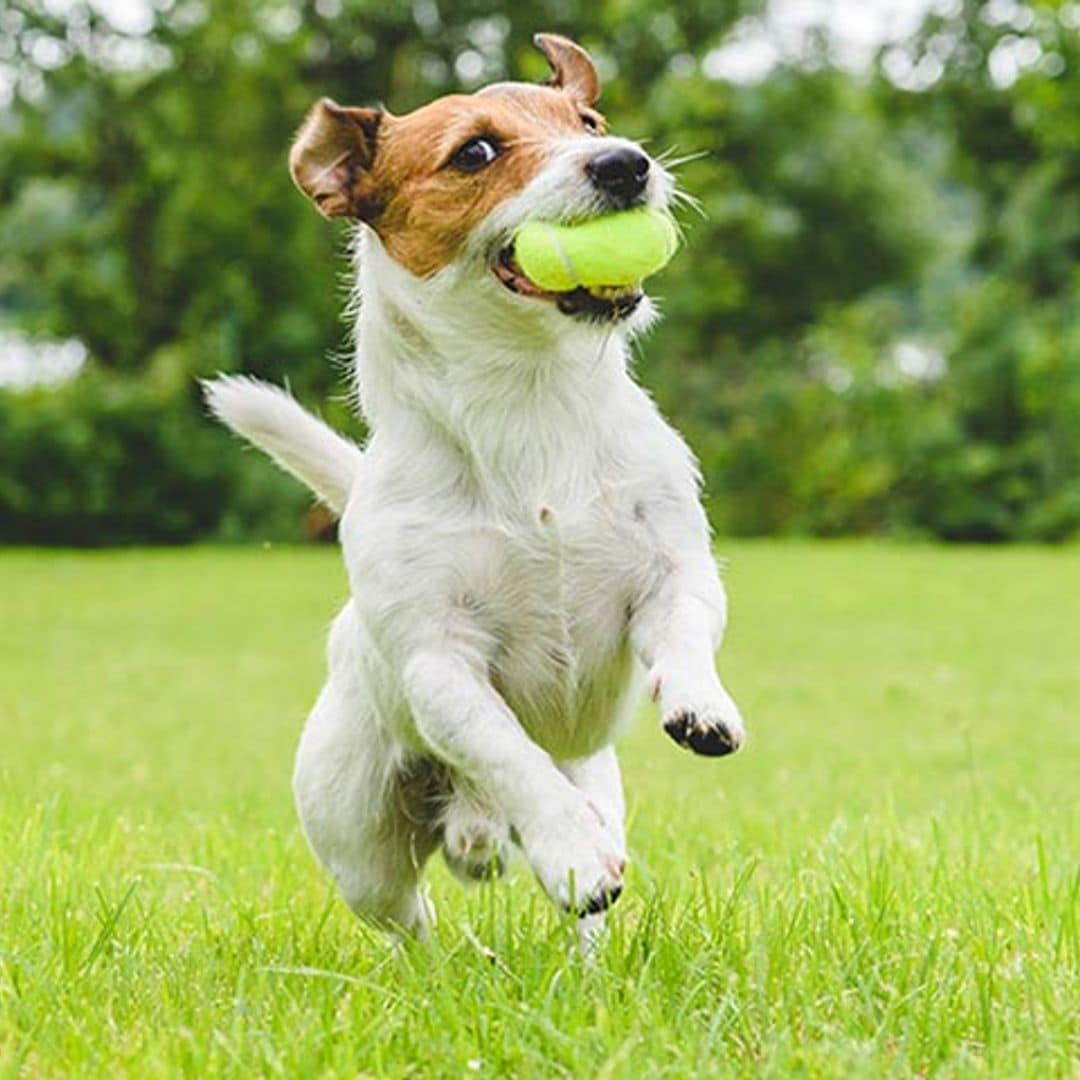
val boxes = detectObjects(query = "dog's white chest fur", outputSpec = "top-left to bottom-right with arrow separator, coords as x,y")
340,383 -> 680,761
453,486 -> 650,759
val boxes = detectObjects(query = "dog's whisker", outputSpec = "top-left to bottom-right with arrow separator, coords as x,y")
670,196 -> 707,226
656,148 -> 711,171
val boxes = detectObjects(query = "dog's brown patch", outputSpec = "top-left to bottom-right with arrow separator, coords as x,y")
370,86 -> 599,278
290,34 -> 610,278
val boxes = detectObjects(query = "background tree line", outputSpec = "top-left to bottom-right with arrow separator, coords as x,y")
1,0 -> 1077,543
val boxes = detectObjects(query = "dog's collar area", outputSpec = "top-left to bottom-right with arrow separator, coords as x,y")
493,244 -> 643,323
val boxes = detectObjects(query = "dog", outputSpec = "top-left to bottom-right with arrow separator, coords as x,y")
204,33 -> 745,938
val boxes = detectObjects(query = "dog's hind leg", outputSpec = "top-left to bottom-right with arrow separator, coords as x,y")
294,607 -> 441,936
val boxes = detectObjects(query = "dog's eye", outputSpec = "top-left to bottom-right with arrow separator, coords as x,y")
450,136 -> 501,172
580,113 -> 600,134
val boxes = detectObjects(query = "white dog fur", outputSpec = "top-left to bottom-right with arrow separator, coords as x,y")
204,36 -> 745,937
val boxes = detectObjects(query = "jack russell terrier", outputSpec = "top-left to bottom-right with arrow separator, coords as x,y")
205,33 -> 746,938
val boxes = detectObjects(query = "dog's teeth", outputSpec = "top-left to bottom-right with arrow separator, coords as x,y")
588,285 -> 640,301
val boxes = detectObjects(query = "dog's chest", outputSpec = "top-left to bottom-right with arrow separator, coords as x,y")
469,491 -> 655,756
491,500 -> 626,649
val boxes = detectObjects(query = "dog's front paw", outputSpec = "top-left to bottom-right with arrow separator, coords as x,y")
662,705 -> 745,756
652,672 -> 746,758
520,799 -> 626,916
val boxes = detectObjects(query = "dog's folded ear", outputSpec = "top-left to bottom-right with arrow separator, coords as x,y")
289,99 -> 383,220
534,33 -> 600,107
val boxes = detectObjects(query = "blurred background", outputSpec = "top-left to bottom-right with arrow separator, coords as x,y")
1,0 -> 1077,545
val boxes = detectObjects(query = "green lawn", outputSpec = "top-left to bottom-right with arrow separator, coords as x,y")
1,543 -> 1077,1077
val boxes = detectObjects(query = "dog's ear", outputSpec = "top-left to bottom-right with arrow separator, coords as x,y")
533,33 -> 600,107
289,99 -> 383,220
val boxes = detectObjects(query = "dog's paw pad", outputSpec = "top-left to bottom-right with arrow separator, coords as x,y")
663,708 -> 743,757
562,858 -> 625,917
577,881 -> 623,918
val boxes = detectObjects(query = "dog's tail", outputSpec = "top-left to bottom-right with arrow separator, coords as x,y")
202,375 -> 361,516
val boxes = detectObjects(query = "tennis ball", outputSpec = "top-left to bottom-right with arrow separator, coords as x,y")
513,208 -> 679,292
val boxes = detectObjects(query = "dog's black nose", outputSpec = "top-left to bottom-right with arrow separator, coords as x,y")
586,147 -> 650,206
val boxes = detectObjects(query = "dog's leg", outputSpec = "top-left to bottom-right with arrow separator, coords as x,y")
631,560 -> 746,757
560,746 -> 627,953
440,778 -> 510,883
560,746 -> 626,853
294,683 -> 441,935
294,608 -> 441,936
404,650 -> 626,915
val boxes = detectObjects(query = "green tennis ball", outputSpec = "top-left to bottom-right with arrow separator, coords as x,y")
513,208 -> 679,292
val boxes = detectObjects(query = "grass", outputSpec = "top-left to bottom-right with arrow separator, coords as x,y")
1,542 -> 1077,1077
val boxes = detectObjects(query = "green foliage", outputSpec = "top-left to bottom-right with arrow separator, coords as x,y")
0,363 -> 311,543
1,0 -> 1078,542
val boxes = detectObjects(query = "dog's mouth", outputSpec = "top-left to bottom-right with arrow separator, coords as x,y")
493,245 -> 643,322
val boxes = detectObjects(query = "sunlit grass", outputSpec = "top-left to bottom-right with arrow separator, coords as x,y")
2,543 -> 1077,1076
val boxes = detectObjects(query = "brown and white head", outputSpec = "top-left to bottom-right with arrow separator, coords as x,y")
288,33 -> 674,343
